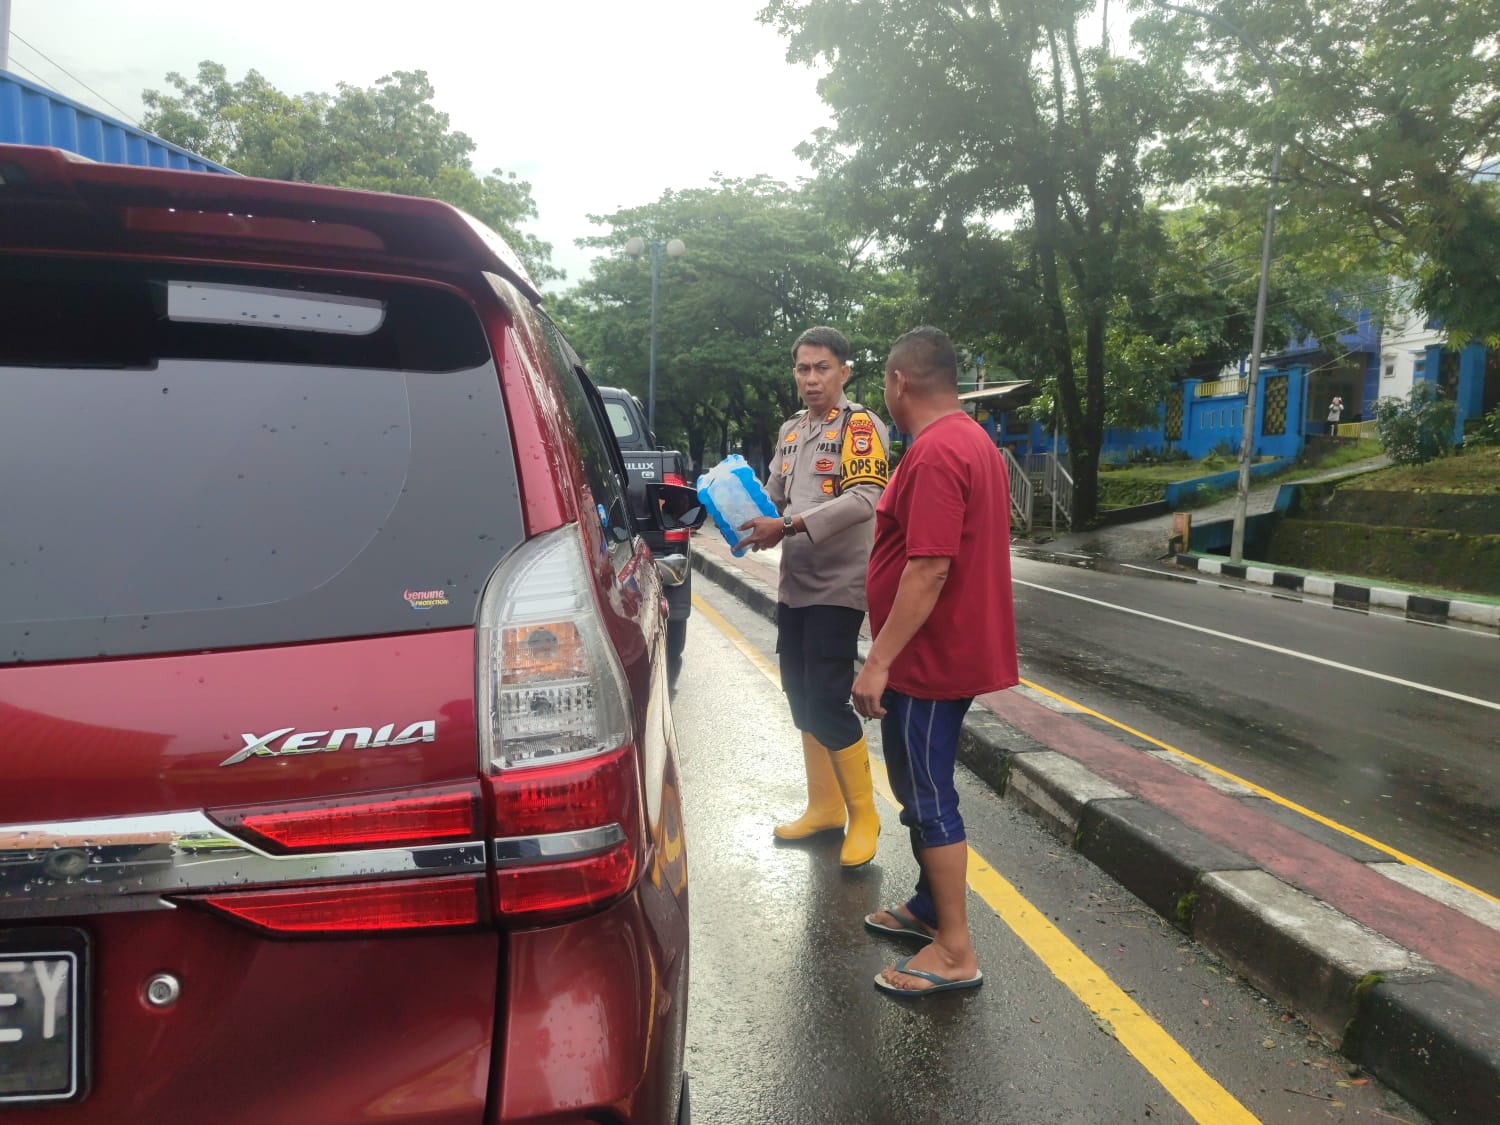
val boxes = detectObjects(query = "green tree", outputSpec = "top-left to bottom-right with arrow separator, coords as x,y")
1137,0 -> 1500,341
554,176 -> 888,473
141,61 -> 558,281
762,0 -> 1191,524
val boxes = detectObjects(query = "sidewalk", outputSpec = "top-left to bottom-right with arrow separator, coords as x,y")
689,530 -> 1500,1124
1017,455 -> 1500,631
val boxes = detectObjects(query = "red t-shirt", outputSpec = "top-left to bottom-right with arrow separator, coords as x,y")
866,412 -> 1019,700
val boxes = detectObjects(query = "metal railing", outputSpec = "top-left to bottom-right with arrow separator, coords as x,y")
1334,419 -> 1379,439
1042,453 -> 1074,528
1195,377 -> 1249,398
1000,446 -> 1033,534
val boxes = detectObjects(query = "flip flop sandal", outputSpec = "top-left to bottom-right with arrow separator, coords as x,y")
873,956 -> 984,997
863,908 -> 935,943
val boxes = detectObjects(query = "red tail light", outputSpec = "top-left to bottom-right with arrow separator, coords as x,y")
494,842 -> 637,920
489,744 -> 639,838
212,785 -> 481,852
187,876 -> 485,935
485,744 -> 643,927
476,526 -> 648,927
664,471 -> 691,544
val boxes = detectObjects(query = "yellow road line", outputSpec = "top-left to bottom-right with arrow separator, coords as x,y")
694,592 -> 1260,1125
691,595 -> 782,682
1019,678 -> 1500,909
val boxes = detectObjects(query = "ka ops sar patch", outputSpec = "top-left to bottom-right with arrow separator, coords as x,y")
837,412 -> 889,492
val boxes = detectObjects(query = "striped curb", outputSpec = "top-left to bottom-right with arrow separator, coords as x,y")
1174,553 -> 1500,630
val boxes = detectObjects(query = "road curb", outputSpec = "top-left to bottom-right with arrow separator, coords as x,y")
692,547 -> 779,621
1173,553 -> 1500,631
692,544 -> 1500,1122
961,704 -> 1500,1123
1345,973 -> 1500,1123
1192,870 -> 1430,1046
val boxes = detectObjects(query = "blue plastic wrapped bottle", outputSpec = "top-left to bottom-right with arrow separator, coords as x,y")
696,455 -> 778,556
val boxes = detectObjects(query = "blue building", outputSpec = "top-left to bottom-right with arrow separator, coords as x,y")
973,305 -> 1492,467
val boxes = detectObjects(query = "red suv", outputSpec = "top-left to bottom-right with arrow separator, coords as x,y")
0,145 -> 695,1124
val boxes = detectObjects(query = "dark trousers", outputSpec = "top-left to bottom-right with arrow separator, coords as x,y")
881,691 -> 975,928
775,603 -> 865,752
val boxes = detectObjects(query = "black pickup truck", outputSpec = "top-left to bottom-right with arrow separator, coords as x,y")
598,386 -> 693,668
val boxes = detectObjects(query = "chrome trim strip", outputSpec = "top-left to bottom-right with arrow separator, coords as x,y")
0,812 -> 486,919
654,553 -> 690,587
492,824 -> 625,867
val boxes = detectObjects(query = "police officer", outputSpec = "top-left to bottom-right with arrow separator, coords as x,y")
736,326 -> 890,867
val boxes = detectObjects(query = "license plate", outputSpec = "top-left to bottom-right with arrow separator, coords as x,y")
0,928 -> 89,1105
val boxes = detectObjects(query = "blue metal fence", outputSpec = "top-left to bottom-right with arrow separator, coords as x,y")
0,69 -> 232,174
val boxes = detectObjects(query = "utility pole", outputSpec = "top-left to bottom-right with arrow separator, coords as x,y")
1,0 -> 12,72
1153,1 -> 1283,564
625,235 -> 685,437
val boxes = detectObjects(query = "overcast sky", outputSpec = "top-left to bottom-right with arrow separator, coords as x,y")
4,0 -> 833,287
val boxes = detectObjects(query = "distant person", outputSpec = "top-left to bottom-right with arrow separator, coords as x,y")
1326,395 -> 1344,434
853,326 -> 1019,996
736,326 -> 890,868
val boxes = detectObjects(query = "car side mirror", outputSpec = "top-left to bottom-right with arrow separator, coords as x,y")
650,482 -> 707,532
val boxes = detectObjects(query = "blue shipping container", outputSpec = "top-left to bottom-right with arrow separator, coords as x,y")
0,69 -> 232,174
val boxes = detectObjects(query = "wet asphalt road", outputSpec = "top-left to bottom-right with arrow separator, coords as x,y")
1005,554 -> 1500,897
672,582 -> 1427,1125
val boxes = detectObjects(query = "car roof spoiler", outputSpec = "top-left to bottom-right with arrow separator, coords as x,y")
0,144 -> 543,304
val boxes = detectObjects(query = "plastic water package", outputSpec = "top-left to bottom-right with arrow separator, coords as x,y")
696,455 -> 778,556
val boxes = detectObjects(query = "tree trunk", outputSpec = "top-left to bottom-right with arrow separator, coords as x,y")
1030,186 -> 1103,526
1072,303 -> 1108,527
687,426 -> 707,478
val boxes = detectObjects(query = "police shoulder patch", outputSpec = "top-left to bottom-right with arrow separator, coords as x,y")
837,410 -> 889,491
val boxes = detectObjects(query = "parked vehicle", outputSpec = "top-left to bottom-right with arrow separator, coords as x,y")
597,387 -> 694,672
0,144 -> 700,1124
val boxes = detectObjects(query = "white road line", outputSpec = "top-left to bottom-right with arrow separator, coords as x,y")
1014,578 -> 1500,713
1116,563 -> 1497,637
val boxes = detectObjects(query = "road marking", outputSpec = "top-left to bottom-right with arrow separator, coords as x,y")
1117,564 -> 1497,637
1014,578 -> 1500,713
691,595 -> 782,682
694,591 -> 1262,1125
1018,678 -> 1500,909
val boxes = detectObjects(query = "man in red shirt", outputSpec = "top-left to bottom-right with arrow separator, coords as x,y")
852,326 -> 1019,996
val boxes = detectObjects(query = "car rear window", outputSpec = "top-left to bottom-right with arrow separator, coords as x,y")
603,398 -> 640,446
0,257 -> 524,664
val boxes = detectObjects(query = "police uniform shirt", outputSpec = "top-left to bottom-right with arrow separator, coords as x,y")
766,395 -> 890,612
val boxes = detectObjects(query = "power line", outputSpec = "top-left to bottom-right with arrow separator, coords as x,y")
5,54 -> 51,89
7,29 -> 141,127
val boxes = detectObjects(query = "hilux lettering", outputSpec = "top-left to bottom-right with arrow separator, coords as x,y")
219,721 -> 437,766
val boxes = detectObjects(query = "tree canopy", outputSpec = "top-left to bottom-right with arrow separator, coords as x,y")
553,176 -> 892,473
760,0 -> 1196,522
141,61 -> 558,281
1136,0 -> 1500,341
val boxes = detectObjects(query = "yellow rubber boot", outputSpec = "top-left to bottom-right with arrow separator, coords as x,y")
773,733 -> 846,840
830,737 -> 880,867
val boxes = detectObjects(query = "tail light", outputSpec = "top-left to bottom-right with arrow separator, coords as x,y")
212,786 -> 480,853
663,471 -> 691,544
183,784 -> 490,936
476,524 -> 644,926
188,877 -> 485,936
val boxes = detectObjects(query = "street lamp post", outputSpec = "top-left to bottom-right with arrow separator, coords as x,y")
1153,1 -> 1282,565
625,235 -> 685,437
